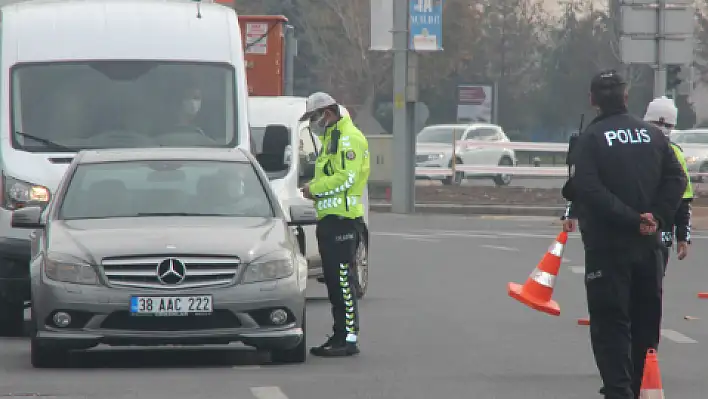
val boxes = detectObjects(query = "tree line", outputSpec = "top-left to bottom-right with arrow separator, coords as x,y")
235,0 -> 708,140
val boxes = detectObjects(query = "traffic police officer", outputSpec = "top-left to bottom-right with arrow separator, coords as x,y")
562,70 -> 686,399
643,96 -> 693,267
299,92 -> 370,357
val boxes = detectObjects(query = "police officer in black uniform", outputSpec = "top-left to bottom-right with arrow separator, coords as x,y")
562,70 -> 687,399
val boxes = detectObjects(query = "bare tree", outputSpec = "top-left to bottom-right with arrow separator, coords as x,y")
294,0 -> 392,109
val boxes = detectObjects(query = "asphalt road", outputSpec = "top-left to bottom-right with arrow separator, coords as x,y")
2,213 -> 708,398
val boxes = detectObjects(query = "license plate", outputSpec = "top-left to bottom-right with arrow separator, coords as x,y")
129,296 -> 213,316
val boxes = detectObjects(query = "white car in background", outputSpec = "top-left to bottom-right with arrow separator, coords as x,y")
415,123 -> 517,186
671,129 -> 708,182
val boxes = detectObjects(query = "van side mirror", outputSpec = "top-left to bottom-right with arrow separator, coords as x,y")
288,205 -> 317,226
11,206 -> 44,229
258,124 -> 291,173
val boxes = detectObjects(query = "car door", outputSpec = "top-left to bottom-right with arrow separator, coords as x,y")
458,127 -> 486,166
471,127 -> 503,165
297,123 -> 322,268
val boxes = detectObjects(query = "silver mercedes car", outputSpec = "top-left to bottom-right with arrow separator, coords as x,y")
12,148 -> 316,368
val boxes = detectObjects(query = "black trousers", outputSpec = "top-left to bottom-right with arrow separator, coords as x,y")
660,245 -> 669,274
316,215 -> 360,342
585,247 -> 664,399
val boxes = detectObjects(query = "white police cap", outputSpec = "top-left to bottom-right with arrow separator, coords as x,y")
643,96 -> 678,125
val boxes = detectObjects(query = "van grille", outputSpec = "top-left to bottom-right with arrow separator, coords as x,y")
101,256 -> 240,290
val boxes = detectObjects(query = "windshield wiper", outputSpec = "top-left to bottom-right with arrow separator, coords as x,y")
15,131 -> 74,152
135,212 -> 231,217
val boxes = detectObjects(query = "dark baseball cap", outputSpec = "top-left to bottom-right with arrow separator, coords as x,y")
590,69 -> 626,94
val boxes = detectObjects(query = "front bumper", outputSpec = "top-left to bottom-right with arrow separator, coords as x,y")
32,277 -> 305,351
415,160 -> 449,181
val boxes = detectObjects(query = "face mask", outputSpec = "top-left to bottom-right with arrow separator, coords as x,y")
183,99 -> 201,116
310,113 -> 328,135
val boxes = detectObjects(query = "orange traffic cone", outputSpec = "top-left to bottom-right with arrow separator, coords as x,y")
507,231 -> 567,316
639,349 -> 665,399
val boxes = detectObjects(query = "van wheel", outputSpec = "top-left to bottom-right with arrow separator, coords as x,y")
271,311 -> 306,364
351,234 -> 368,299
0,300 -> 26,337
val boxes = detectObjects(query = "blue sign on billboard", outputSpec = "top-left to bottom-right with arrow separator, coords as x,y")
409,0 -> 443,51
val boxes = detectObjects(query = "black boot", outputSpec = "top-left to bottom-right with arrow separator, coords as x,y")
309,335 -> 360,357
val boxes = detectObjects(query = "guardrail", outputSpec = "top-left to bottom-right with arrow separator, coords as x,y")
415,141 -> 708,178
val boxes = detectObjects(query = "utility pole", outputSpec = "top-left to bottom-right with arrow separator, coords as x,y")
391,0 -> 415,214
619,0 -> 693,97
652,0 -> 667,97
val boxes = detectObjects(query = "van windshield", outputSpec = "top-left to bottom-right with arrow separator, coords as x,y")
11,61 -> 238,153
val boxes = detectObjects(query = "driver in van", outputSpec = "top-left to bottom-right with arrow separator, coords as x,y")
168,83 -> 206,137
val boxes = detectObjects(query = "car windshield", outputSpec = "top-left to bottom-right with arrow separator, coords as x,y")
417,126 -> 464,144
11,61 -> 237,153
59,160 -> 273,220
672,131 -> 708,144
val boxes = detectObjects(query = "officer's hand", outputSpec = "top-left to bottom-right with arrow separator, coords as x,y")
562,218 -> 576,233
300,184 -> 314,200
639,213 -> 658,235
677,241 -> 689,260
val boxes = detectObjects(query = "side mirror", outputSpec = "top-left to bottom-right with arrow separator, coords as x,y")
11,206 -> 45,229
288,205 -> 317,226
257,124 -> 291,173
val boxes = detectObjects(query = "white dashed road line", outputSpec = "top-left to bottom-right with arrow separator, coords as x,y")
371,232 -> 440,242
568,266 -> 585,274
480,244 -> 518,252
250,386 -> 289,399
660,329 -> 698,344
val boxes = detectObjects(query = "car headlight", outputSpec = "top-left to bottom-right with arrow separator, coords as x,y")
3,175 -> 50,210
241,253 -> 295,284
427,153 -> 444,161
685,156 -> 699,164
44,253 -> 98,285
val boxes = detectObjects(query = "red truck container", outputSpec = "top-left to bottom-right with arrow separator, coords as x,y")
211,1 -> 290,96
237,15 -> 288,96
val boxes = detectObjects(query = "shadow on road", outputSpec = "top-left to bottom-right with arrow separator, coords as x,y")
56,346 -> 269,369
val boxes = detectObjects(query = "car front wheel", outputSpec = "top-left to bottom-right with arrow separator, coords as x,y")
493,156 -> 514,187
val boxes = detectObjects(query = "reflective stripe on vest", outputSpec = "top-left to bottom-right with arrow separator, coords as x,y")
316,195 -> 362,210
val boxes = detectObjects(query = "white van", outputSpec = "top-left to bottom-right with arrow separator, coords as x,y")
0,0 -> 252,335
247,96 -> 369,299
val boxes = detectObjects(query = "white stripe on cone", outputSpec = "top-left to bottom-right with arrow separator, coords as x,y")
639,389 -> 665,399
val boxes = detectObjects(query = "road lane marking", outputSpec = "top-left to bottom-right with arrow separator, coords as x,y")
251,386 -> 289,399
419,229 -> 564,240
568,266 -> 584,274
480,244 -> 518,251
660,329 -> 697,344
233,365 -> 261,370
371,232 -> 439,242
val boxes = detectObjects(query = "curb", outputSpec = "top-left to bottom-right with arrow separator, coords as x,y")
370,203 -> 565,217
